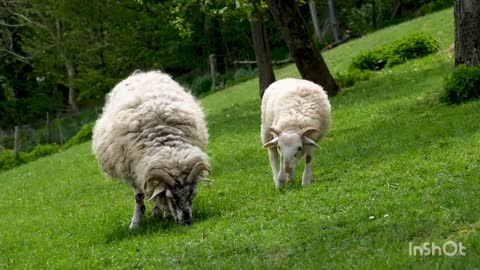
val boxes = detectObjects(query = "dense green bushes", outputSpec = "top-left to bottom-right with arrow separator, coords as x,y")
351,33 -> 440,71
441,65 -> 480,104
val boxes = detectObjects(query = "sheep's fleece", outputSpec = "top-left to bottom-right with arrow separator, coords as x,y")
261,78 -> 331,143
92,70 -> 209,225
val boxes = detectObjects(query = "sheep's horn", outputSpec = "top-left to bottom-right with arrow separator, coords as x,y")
148,185 -> 166,201
148,169 -> 175,186
303,136 -> 320,148
187,162 -> 210,182
262,137 -> 279,149
298,127 -> 319,138
268,126 -> 281,136
196,177 -> 214,183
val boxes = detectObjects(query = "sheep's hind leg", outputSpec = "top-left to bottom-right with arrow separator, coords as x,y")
129,190 -> 145,229
302,148 -> 314,186
268,148 -> 283,189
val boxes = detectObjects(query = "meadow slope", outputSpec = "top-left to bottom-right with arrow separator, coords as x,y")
1,8 -> 479,269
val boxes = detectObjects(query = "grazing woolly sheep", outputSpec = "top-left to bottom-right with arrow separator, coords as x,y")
261,78 -> 331,189
92,70 -> 211,229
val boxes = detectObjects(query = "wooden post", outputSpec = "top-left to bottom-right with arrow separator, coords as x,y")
328,0 -> 342,43
209,54 -> 217,91
46,112 -> 52,144
309,0 -> 323,42
56,112 -> 64,146
13,126 -> 20,159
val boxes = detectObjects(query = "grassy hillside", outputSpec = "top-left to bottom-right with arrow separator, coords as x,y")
1,8 -> 479,269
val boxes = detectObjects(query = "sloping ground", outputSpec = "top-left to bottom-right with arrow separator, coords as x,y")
1,8 -> 479,269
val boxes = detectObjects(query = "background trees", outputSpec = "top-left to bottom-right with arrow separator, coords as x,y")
454,0 -> 480,67
0,0 -> 453,130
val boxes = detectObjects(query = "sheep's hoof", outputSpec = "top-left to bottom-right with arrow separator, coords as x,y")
129,221 -> 141,230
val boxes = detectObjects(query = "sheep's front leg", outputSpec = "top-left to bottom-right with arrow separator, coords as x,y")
268,148 -> 283,188
302,148 -> 314,186
129,190 -> 145,229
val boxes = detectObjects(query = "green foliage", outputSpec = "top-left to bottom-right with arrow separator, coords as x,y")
64,122 -> 94,149
190,74 -> 212,97
0,149 -> 21,171
335,69 -> 372,88
22,144 -> 60,162
441,65 -> 480,105
350,33 -> 440,71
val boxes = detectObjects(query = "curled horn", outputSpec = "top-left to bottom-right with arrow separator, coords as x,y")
187,162 -> 210,182
148,169 -> 175,187
268,126 -> 281,136
298,127 -> 319,138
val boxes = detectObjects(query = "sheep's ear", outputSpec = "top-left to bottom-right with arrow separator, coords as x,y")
298,127 -> 319,138
302,136 -> 320,148
263,137 -> 279,149
268,126 -> 281,136
148,184 -> 166,201
187,162 -> 210,183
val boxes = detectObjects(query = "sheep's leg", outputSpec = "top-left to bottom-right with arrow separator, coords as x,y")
129,190 -> 145,229
268,148 -> 283,188
302,148 -> 314,186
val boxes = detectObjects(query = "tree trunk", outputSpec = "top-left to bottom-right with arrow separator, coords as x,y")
455,0 -> 480,67
328,0 -> 342,43
251,0 -> 276,98
309,0 -> 323,43
266,0 -> 340,97
64,56 -> 79,113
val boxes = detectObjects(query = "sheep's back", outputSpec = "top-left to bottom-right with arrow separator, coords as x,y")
92,71 -> 208,180
261,78 -> 331,142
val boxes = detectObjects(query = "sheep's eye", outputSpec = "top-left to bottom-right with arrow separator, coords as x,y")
298,147 -> 302,152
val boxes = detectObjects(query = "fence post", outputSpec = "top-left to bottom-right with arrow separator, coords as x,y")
14,126 -> 20,159
56,112 -> 64,146
46,112 -> 52,144
209,54 -> 217,91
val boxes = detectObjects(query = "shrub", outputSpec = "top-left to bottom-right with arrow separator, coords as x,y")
0,149 -> 21,171
351,33 -> 439,71
389,34 -> 439,63
191,74 -> 212,97
22,144 -> 60,162
335,69 -> 372,88
64,122 -> 94,148
440,65 -> 480,105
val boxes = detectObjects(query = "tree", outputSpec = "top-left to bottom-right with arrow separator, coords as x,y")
454,0 -> 480,67
250,0 -> 276,97
265,0 -> 340,97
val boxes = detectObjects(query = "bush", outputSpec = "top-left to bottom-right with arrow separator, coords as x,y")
351,33 -> 439,71
22,144 -> 60,162
441,65 -> 480,105
0,150 -> 21,171
191,74 -> 212,97
389,33 -> 439,63
64,122 -> 94,148
335,70 -> 372,88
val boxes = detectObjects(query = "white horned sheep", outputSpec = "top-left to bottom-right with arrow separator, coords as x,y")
92,70 -> 211,229
261,78 -> 331,189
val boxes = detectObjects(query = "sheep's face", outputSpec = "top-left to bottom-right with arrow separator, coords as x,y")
263,127 -> 320,178
146,162 -> 210,225
277,133 -> 305,176
165,184 -> 196,225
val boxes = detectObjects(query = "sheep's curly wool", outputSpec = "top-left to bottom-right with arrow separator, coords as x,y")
92,70 -> 209,191
261,78 -> 331,144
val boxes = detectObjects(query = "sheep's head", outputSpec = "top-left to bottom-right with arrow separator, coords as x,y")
145,162 -> 210,225
263,127 -> 319,179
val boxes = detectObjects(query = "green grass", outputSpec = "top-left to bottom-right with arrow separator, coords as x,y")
1,8 -> 479,269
